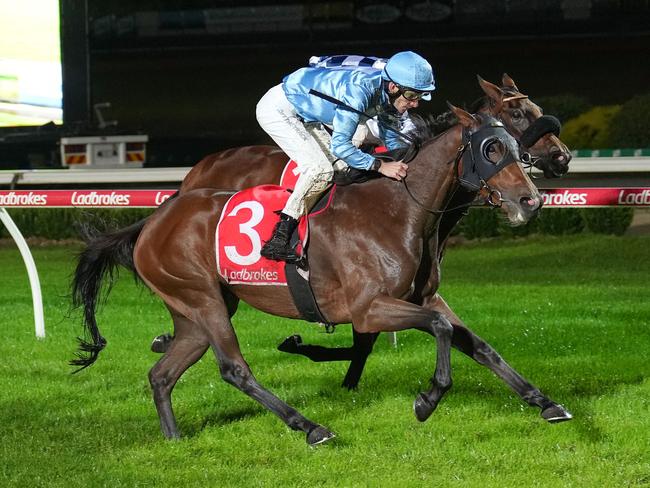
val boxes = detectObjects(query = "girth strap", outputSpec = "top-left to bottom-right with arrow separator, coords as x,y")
284,189 -> 334,327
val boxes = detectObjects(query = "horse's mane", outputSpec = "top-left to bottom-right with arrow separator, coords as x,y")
408,94 -> 496,146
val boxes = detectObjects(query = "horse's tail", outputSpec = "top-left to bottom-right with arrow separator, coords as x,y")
70,218 -> 144,371
70,192 -> 178,371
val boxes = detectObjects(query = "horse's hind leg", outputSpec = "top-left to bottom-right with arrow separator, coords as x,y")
278,330 -> 379,390
149,310 -> 210,439
426,293 -> 572,423
151,286 -> 239,354
196,297 -> 335,445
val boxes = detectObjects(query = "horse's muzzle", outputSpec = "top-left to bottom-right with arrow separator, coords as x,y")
542,149 -> 572,178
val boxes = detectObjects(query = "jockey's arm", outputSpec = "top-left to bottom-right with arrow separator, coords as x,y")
331,109 -> 407,181
330,107 -> 377,170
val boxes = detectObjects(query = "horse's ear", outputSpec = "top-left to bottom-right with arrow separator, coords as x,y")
447,101 -> 477,128
502,73 -> 519,91
477,75 -> 504,115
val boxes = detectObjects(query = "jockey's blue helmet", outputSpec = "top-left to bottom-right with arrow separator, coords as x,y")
382,51 -> 435,101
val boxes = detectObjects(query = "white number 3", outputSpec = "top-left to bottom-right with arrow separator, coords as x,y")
224,200 -> 264,265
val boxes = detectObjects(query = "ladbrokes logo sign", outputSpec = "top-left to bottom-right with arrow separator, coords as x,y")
155,191 -> 172,205
227,268 -> 279,282
71,191 -> 130,206
0,191 -> 48,206
0,190 -> 176,207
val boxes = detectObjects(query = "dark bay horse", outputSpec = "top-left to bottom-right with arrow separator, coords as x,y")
72,103 -> 571,444
148,75 -> 572,389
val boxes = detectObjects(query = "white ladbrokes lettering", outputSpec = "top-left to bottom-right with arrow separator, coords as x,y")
0,192 -> 48,206
228,268 -> 279,282
541,190 -> 588,206
155,191 -> 171,205
618,189 -> 650,205
71,191 -> 130,206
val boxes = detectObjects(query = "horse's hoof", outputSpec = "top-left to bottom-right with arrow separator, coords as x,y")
277,334 -> 303,353
151,333 -> 173,353
307,426 -> 336,446
413,393 -> 436,422
341,378 -> 360,391
541,404 -> 573,423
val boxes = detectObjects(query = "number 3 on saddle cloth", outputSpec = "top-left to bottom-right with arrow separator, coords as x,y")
216,169 -> 336,287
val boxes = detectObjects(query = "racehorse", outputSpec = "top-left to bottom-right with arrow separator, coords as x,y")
72,100 -> 571,445
147,75 -> 572,389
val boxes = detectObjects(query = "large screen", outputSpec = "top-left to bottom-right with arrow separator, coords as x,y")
0,0 -> 62,127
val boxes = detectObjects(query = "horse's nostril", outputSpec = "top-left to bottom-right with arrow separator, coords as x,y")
553,150 -> 572,165
520,196 -> 540,210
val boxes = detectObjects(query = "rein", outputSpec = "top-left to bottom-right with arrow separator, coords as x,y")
401,144 -> 473,215
402,117 -> 519,215
401,144 -> 509,215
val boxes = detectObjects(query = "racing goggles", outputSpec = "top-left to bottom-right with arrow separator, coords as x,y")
398,87 -> 430,101
384,72 -> 431,101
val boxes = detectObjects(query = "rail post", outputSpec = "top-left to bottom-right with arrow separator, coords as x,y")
0,207 -> 45,338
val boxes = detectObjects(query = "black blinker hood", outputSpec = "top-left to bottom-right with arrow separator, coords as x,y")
458,115 -> 520,192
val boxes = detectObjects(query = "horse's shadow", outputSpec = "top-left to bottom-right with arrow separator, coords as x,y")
187,406 -> 262,436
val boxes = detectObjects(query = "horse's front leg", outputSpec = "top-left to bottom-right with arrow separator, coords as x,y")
277,330 -> 379,390
425,293 -> 572,423
354,295 -> 454,422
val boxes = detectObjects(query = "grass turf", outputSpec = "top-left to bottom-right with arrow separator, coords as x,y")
0,235 -> 649,487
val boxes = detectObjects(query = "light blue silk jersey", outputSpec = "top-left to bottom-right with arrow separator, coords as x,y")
282,66 -> 409,170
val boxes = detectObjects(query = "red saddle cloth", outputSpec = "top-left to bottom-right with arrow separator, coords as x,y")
216,184 -> 335,286
280,159 -> 300,189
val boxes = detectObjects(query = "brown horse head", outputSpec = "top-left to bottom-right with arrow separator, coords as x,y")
447,103 -> 542,226
477,74 -> 572,178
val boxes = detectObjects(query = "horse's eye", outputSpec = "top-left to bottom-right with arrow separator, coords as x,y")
511,109 -> 523,120
484,140 -> 505,164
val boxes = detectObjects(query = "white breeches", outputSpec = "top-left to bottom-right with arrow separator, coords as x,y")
256,84 -> 373,219
256,84 -> 335,219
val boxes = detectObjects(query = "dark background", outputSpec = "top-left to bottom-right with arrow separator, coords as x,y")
4,0 -> 650,168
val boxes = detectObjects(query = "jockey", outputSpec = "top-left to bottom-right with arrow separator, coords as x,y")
256,51 -> 436,263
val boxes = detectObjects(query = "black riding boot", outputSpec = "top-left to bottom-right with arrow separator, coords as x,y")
260,213 -> 300,263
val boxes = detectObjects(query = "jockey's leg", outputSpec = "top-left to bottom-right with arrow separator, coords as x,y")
256,84 -> 334,263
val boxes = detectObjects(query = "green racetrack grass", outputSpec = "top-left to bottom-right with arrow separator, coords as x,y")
0,235 -> 648,487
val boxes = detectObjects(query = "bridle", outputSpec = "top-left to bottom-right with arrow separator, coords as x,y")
402,115 -> 519,215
